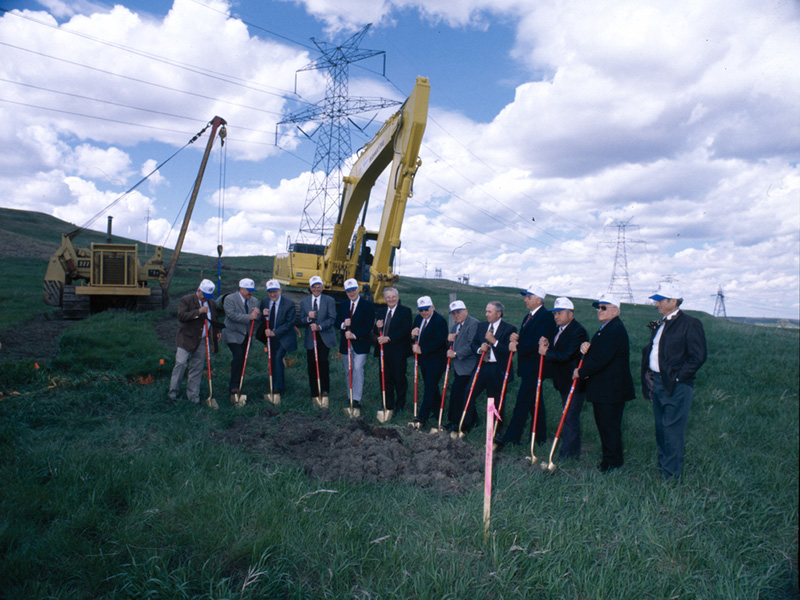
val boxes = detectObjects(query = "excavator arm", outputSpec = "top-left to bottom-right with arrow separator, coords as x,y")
322,76 -> 430,301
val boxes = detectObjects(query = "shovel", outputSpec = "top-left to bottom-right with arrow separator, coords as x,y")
376,332 -> 392,423
542,356 -> 585,472
233,319 -> 255,407
312,329 -> 327,408
344,337 -> 359,418
204,320 -> 218,410
408,344 -> 419,428
431,342 -> 453,433
264,337 -> 278,405
452,351 -> 486,439
525,354 -> 545,465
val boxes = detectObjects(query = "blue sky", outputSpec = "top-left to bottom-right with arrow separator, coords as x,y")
1,0 -> 798,319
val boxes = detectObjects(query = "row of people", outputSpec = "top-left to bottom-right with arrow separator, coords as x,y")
169,277 -> 706,480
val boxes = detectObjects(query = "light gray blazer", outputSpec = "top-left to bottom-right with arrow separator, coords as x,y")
299,293 -> 337,350
222,292 -> 258,345
451,314 -> 479,376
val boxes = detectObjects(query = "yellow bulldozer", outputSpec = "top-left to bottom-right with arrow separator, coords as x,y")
43,116 -> 227,319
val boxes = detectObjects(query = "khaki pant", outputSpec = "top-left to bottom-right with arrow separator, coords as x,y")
169,345 -> 205,402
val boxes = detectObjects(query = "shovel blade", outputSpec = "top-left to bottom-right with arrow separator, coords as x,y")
376,410 -> 393,424
206,397 -> 219,410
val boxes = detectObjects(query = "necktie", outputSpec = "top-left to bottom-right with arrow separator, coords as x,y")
313,297 -> 318,313
350,301 -> 355,318
383,308 -> 392,334
554,325 -> 566,346
269,301 -> 276,328
522,312 -> 532,328
418,318 -> 427,340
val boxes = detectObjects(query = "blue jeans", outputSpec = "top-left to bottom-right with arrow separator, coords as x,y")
652,377 -> 693,479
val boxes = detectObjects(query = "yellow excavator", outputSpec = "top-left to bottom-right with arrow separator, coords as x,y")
43,116 -> 227,319
273,76 -> 430,304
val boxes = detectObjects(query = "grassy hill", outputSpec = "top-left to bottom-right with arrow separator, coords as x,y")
0,208 -> 797,599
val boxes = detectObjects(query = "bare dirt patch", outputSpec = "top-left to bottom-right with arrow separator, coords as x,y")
212,409 -> 485,494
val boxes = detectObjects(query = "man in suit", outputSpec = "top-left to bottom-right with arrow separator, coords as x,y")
575,293 -> 635,472
411,295 -> 448,428
462,301 -> 516,436
538,297 -> 587,458
335,278 -> 375,414
257,279 -> 297,405
168,279 -> 222,406
374,287 -> 413,413
299,275 -> 337,408
445,300 -> 479,431
222,278 -> 261,401
496,285 -> 556,448
642,282 -> 707,480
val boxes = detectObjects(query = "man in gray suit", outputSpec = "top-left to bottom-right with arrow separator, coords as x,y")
299,275 -> 337,407
444,300 -> 480,432
257,279 -> 297,405
222,278 -> 261,399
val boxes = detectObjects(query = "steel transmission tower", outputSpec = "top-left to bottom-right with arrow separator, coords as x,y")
712,285 -> 728,318
279,24 -> 401,244
603,218 -> 645,304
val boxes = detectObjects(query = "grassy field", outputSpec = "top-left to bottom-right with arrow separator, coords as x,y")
0,209 -> 797,598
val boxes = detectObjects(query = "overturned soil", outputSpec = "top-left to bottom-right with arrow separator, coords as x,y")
212,408 -> 485,494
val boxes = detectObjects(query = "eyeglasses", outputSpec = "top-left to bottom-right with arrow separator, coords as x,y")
596,305 -> 608,311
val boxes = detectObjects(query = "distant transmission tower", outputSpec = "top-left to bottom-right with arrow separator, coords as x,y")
603,218 -> 645,304
712,285 -> 728,318
434,267 -> 442,279
279,24 -> 401,244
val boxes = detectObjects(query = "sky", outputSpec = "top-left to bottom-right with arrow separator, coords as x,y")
1,0 -> 798,319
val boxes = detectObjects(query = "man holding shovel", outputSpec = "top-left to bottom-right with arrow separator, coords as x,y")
443,300 -> 479,432
335,279 -> 375,415
168,279 -> 222,404
410,296 -> 448,428
222,278 -> 260,400
373,287 -> 413,415
299,276 -> 337,407
257,279 -> 297,405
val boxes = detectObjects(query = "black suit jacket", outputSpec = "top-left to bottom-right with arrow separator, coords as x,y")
256,295 -> 298,352
516,308 -> 557,377
335,296 -> 375,354
413,311 -> 448,371
544,319 -> 587,394
471,319 -> 516,382
641,311 -> 707,397
579,316 -> 635,404
374,302 -> 413,358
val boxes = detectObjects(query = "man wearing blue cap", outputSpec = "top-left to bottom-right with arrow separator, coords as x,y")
642,283 -> 707,480
168,279 -> 222,404
223,277 -> 261,398
496,285 -> 555,449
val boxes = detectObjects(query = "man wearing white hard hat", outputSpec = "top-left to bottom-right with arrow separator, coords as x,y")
410,296 -> 448,427
299,275 -> 337,406
373,287 -> 413,413
444,300 -> 479,430
642,282 -> 707,480
168,279 -> 222,404
222,277 -> 261,398
538,297 -> 587,458
574,293 -> 635,472
334,279 -> 375,413
257,279 -> 297,404
496,285 -> 555,449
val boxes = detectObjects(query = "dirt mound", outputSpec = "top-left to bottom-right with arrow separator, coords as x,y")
213,409 -> 484,493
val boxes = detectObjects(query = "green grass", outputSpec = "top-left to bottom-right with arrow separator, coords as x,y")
0,273 -> 798,598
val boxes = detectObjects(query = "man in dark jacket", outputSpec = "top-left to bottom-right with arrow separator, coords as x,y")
374,287 -> 413,413
496,285 -> 555,448
257,279 -> 297,405
411,295 -> 448,427
335,278 -> 375,414
539,297 -> 587,458
168,279 -> 222,407
575,293 -> 635,472
642,283 -> 707,480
